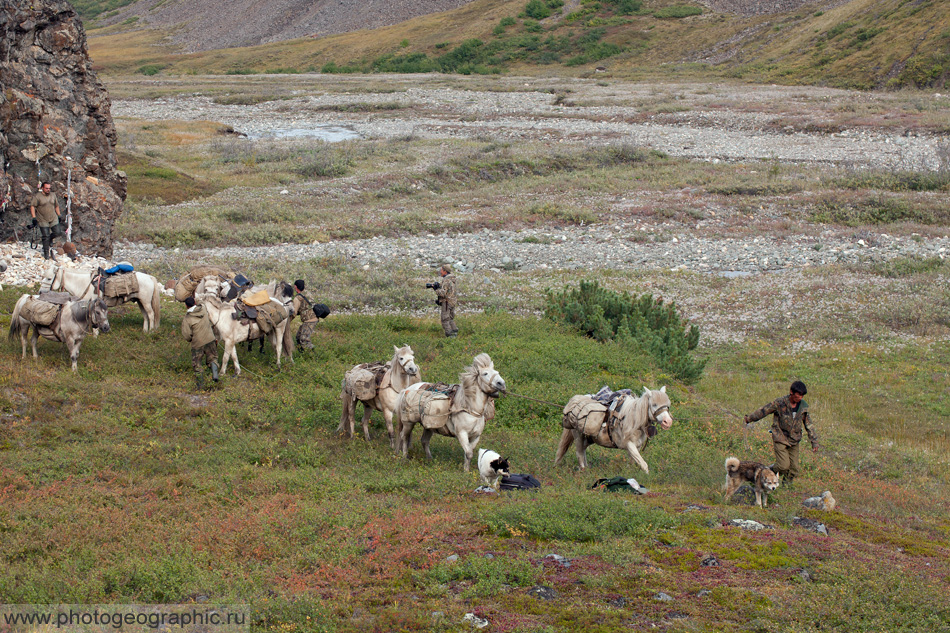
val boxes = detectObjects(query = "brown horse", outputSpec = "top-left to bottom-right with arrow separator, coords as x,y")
555,386 -> 673,473
338,345 -> 421,447
9,294 -> 111,371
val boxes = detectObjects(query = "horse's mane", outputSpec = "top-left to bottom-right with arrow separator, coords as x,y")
70,298 -> 100,324
618,390 -> 651,429
454,353 -> 493,411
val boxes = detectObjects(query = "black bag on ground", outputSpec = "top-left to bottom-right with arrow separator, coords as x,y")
312,303 -> 331,319
499,474 -> 541,491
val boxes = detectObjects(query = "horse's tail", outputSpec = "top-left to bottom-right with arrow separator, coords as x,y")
554,428 -> 575,465
725,457 -> 740,473
150,277 -> 162,330
338,380 -> 354,434
8,295 -> 27,341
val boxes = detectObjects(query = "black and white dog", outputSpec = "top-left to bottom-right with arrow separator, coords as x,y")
477,449 -> 510,489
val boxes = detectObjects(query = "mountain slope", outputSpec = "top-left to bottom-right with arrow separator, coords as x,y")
85,0 -> 950,90
81,0 -> 480,52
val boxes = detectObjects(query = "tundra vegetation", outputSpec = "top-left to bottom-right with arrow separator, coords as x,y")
10,17 -> 950,631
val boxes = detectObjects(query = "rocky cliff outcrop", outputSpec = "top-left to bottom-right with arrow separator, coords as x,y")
1,0 -> 126,257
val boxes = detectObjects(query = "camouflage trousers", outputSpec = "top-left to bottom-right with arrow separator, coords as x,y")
440,303 -> 458,337
296,321 -> 316,349
773,440 -> 801,480
191,342 -> 218,375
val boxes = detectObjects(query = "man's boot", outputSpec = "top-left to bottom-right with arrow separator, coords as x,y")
41,236 -> 51,260
211,362 -> 220,382
195,374 -> 205,391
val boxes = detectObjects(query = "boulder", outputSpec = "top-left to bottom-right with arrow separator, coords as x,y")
0,0 -> 126,257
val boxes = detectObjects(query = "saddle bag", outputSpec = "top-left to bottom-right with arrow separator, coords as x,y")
344,367 -> 378,401
399,385 -> 453,430
255,302 -> 287,334
499,474 -> 541,491
103,272 -> 138,298
563,395 -> 609,439
21,297 -> 61,327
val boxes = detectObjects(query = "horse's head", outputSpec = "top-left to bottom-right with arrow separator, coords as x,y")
90,298 -> 111,334
472,353 -> 506,398
393,344 -> 419,376
643,385 -> 672,430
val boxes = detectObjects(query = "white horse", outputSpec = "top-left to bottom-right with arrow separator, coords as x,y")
338,345 -> 421,447
394,353 -> 506,471
9,294 -> 111,371
555,386 -> 673,473
202,296 -> 292,376
49,266 -> 161,332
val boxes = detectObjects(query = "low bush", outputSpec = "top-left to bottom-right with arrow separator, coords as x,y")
481,492 -> 679,541
653,5 -> 702,18
544,281 -> 704,383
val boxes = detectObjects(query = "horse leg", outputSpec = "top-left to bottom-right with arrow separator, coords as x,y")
456,430 -> 473,471
361,403 -> 373,442
29,326 -> 39,359
271,333 -> 282,369
136,298 -> 150,333
624,441 -> 650,474
421,429 -> 434,460
398,420 -> 414,457
66,336 -> 79,372
338,391 -> 354,437
554,428 -> 575,465
382,405 -> 397,449
573,430 -> 588,470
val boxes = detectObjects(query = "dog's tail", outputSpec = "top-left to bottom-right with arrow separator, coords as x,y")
725,456 -> 740,473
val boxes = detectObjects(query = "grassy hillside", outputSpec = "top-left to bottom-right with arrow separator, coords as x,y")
1,290 -> 948,630
86,0 -> 950,90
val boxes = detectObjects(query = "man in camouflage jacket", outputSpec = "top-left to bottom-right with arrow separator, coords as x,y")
292,279 -> 318,350
181,296 -> 219,389
433,264 -> 458,337
745,380 -> 818,484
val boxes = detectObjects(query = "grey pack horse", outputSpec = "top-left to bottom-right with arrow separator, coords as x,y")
555,386 -> 673,474
50,266 -> 162,333
338,344 -> 421,447
9,294 -> 111,371
394,353 -> 506,471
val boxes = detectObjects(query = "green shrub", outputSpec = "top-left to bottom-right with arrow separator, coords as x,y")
523,0 -> 552,20
137,64 -> 164,76
544,280 -> 704,383
320,61 -> 361,74
424,555 -> 539,596
481,493 -> 678,541
500,16 -> 517,27
653,5 -> 702,18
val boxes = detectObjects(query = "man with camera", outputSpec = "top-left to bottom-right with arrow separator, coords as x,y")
29,182 -> 62,260
428,264 -> 458,338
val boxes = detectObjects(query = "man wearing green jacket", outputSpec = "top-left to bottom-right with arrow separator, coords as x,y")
181,297 -> 219,389
745,380 -> 819,485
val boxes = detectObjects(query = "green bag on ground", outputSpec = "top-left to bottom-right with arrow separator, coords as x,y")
591,477 -> 647,494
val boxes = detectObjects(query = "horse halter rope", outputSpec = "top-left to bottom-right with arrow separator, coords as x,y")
646,394 -> 669,438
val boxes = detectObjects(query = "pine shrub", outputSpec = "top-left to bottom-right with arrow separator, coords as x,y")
544,280 -> 704,383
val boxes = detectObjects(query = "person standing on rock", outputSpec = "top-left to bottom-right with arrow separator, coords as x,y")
292,279 -> 318,350
181,296 -> 219,389
430,264 -> 458,337
29,182 -> 61,260
744,380 -> 819,485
